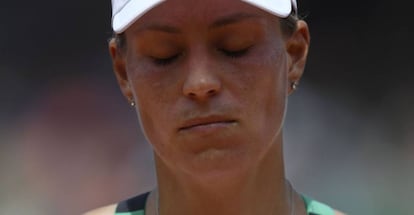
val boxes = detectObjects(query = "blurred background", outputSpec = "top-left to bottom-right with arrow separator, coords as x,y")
1,0 -> 413,214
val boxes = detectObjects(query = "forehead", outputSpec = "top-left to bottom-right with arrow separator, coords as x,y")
125,0 -> 279,33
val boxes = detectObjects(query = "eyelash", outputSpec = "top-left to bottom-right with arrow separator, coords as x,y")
151,47 -> 251,66
152,54 -> 180,66
220,47 -> 251,58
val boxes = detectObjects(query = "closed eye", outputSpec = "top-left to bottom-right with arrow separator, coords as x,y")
220,47 -> 251,58
152,54 -> 180,66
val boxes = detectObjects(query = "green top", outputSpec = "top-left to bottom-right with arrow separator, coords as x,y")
115,193 -> 335,215
116,212 -> 144,215
302,195 -> 335,215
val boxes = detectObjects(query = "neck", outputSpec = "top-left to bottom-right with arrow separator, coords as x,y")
153,136 -> 301,215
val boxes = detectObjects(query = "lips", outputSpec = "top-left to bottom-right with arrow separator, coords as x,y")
179,116 -> 237,131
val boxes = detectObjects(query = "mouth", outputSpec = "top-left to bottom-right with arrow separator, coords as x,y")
179,116 -> 237,132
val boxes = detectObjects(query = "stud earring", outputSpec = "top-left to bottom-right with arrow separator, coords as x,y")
129,99 -> 136,107
291,81 -> 298,90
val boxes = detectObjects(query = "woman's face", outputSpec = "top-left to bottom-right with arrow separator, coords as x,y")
111,0 -> 309,180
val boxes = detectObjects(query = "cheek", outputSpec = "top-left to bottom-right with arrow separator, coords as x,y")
236,47 -> 288,137
261,52 -> 288,118
126,61 -> 178,149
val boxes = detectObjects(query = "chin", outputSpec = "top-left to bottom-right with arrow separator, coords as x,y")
181,146 -> 256,183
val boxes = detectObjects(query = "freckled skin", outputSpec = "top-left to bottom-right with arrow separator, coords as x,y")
123,1 -> 289,178
109,0 -> 312,214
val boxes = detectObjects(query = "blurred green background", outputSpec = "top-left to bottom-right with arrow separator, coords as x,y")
1,0 -> 413,214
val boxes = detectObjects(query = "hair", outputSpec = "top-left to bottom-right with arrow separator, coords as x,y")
280,10 -> 300,37
113,11 -> 300,52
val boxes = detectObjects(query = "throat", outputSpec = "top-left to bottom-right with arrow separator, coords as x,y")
154,176 -> 295,215
153,137 -> 296,215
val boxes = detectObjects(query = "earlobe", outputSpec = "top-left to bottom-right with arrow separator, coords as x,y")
109,38 -> 133,102
286,20 -> 310,95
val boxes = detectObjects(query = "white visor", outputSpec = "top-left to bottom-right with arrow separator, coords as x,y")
111,0 -> 297,33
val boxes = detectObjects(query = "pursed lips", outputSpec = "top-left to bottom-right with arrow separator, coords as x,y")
179,116 -> 237,131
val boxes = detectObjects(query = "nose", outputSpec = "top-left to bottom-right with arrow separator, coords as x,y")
182,58 -> 222,101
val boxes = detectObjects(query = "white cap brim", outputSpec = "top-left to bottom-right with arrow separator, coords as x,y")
112,0 -> 165,33
241,0 -> 293,18
112,0 -> 296,33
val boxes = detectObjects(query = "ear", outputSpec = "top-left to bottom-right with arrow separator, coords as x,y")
108,38 -> 133,103
285,20 -> 310,95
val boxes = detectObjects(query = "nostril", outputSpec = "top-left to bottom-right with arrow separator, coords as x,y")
207,89 -> 217,96
186,90 -> 216,98
185,88 -> 218,100
188,92 -> 197,98
182,76 -> 222,100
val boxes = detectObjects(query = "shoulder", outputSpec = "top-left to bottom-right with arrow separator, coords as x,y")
84,192 -> 150,215
334,210 -> 347,215
82,204 -> 117,215
302,195 -> 347,215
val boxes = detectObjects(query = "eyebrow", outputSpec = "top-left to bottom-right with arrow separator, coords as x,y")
135,24 -> 182,34
134,12 -> 261,34
209,12 -> 261,29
